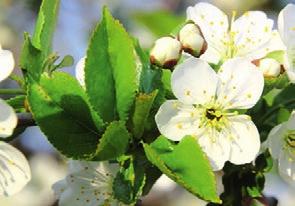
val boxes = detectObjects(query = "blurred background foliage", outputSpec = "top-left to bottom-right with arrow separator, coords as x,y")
0,0 -> 295,206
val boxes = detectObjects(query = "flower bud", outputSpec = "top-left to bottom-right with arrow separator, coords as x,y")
257,58 -> 281,77
178,22 -> 207,57
150,36 -> 182,69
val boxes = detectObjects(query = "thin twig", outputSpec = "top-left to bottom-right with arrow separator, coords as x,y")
17,113 -> 36,127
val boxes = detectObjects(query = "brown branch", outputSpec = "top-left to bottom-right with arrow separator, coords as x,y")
17,113 -> 36,127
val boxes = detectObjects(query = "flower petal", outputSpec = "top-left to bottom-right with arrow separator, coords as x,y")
200,47 -> 221,65
227,115 -> 261,165
198,130 -> 231,171
0,49 -> 14,82
172,58 -> 218,105
286,111 -> 295,130
217,58 -> 264,109
245,31 -> 286,61
75,57 -> 86,87
187,3 -> 229,63
53,161 -> 121,206
66,161 -> 117,189
278,4 -> 295,46
57,186 -> 105,206
278,149 -> 295,186
267,123 -> 285,159
155,100 -> 201,141
284,47 -> 295,83
277,4 -> 295,77
52,179 -> 68,199
0,142 -> 31,196
0,99 -> 17,138
233,11 -> 280,60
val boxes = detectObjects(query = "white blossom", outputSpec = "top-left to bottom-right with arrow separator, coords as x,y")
0,99 -> 17,138
258,58 -> 281,78
75,57 -> 86,87
0,45 -> 31,196
0,142 -> 31,196
0,45 -> 14,82
150,36 -> 182,68
178,22 -> 207,57
53,160 -> 126,206
155,57 -> 263,170
267,111 -> 295,187
278,4 -> 295,83
186,2 -> 284,64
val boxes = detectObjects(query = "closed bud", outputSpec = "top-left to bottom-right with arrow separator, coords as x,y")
257,58 -> 281,77
150,36 -> 182,69
178,22 -> 207,57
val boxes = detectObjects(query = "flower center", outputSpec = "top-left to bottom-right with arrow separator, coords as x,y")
199,104 -> 230,132
206,108 -> 223,121
285,130 -> 295,148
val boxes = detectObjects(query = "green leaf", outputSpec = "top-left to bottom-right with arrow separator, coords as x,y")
32,0 -> 60,55
42,54 -> 74,72
244,173 -> 265,198
250,199 -> 266,206
141,162 -> 162,195
273,84 -> 295,110
134,40 -> 163,94
143,136 -> 220,203
94,121 -> 130,161
85,7 -> 138,122
27,72 -> 104,159
20,0 -> 60,79
133,10 -> 185,37
219,162 -> 266,206
263,88 -> 282,106
131,91 -> 158,139
277,107 -> 291,123
6,95 -> 26,113
255,150 -> 273,173
20,33 -> 43,78
113,154 -> 146,204
113,169 -> 134,204
54,55 -> 74,69
133,40 -> 167,112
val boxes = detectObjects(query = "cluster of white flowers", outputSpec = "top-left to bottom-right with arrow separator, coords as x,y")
53,3 -> 295,205
153,2 -> 295,180
0,45 -> 31,196
186,3 -> 284,64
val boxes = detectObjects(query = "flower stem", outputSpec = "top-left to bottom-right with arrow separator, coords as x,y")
0,89 -> 25,95
9,74 -> 25,89
17,113 -> 36,127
